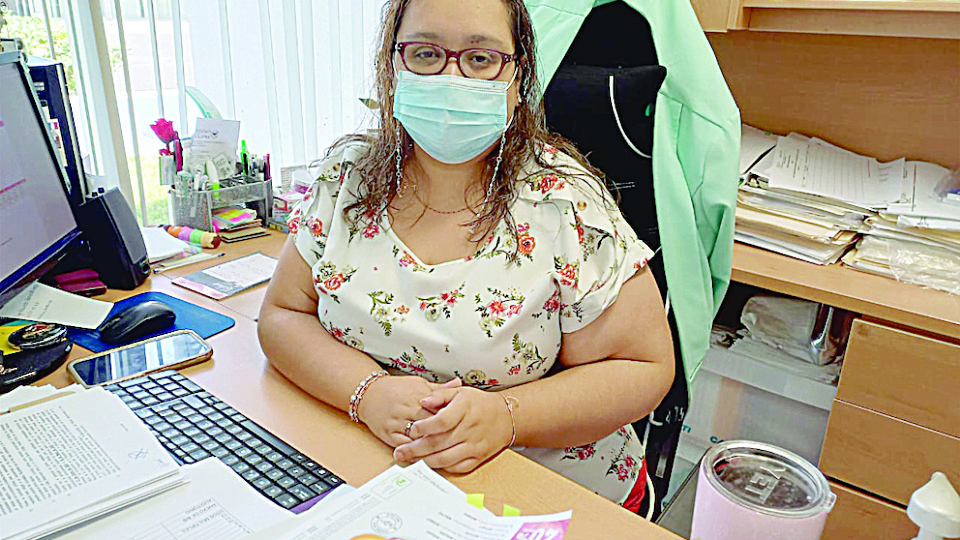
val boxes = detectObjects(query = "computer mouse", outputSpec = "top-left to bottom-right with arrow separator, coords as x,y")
97,300 -> 176,344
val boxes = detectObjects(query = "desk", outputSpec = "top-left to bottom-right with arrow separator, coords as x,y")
36,230 -> 681,540
730,242 -> 960,539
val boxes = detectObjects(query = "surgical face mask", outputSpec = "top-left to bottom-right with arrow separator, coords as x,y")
392,70 -> 516,164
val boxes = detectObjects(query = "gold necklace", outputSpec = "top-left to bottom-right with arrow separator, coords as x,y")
413,188 -> 475,215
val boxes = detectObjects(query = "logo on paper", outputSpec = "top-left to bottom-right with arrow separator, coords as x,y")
370,512 -> 403,534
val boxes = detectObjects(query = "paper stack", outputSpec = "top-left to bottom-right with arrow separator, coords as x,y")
738,125 -> 960,283
0,388 -> 186,540
213,206 -> 268,242
736,126 -> 867,264
244,460 -> 573,540
838,160 -> 960,293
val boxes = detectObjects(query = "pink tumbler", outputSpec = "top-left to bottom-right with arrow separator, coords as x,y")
690,440 -> 837,540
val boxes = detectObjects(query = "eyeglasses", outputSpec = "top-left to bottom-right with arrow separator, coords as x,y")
395,42 -> 516,80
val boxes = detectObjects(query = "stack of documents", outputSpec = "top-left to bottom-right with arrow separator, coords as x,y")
0,387 -> 186,540
738,124 -> 959,282
736,125 -> 871,264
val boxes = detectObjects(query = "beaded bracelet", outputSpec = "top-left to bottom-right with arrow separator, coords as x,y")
501,394 -> 519,448
348,370 -> 389,423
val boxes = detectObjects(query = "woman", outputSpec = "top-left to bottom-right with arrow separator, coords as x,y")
257,0 -> 674,512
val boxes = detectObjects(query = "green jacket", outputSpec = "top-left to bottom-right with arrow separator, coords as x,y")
527,0 -> 740,381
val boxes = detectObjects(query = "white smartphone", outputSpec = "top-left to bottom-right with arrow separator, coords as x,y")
67,329 -> 213,387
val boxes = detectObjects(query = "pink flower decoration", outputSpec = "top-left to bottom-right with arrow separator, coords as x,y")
150,118 -> 178,144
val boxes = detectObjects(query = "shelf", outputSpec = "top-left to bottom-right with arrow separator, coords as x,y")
730,243 -> 960,341
692,0 -> 960,38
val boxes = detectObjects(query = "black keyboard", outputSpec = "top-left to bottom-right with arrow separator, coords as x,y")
104,370 -> 345,513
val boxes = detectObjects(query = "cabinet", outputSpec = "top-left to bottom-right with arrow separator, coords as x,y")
690,0 -> 960,39
731,244 -> 960,539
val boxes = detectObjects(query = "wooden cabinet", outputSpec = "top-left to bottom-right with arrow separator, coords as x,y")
821,481 -> 917,540
731,244 -> 960,532
690,0 -> 960,38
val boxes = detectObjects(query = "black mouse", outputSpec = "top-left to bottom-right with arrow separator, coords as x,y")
97,300 -> 176,344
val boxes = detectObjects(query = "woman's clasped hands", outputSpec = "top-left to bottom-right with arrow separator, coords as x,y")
392,384 -> 515,474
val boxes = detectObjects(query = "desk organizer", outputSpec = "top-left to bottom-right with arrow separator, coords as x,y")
168,176 -> 270,231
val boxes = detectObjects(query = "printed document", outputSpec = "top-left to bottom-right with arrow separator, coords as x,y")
0,388 -> 183,540
57,458 -> 292,540
172,251 -> 278,300
246,461 -> 572,540
763,135 -> 903,207
0,282 -> 113,328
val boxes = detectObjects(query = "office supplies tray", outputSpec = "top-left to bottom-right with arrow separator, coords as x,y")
168,176 -> 271,231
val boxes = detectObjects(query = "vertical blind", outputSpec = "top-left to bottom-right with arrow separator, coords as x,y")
11,0 -> 387,223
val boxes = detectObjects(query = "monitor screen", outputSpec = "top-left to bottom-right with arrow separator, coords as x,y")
0,53 -> 82,308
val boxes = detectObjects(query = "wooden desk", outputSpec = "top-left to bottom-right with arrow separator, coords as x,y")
37,230 -> 680,540
730,242 -> 960,539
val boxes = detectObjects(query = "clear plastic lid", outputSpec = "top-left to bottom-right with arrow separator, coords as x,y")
703,440 -> 835,518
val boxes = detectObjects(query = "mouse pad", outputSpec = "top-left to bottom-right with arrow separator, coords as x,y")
67,292 -> 236,352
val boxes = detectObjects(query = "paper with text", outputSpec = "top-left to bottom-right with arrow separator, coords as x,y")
172,251 -> 277,300
0,388 -> 182,540
764,136 -> 902,207
0,282 -> 113,328
245,461 -> 571,540
57,458 -> 291,540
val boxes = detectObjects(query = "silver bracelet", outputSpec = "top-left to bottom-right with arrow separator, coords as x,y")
501,394 -> 518,448
349,370 -> 389,423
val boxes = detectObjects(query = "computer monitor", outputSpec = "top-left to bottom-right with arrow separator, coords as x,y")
0,52 -> 82,310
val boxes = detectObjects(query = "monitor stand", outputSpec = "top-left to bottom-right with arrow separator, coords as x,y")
0,341 -> 72,393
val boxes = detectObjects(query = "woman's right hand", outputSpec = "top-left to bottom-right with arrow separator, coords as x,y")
357,375 -> 461,448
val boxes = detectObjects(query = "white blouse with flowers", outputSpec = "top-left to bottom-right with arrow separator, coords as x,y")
287,140 -> 655,505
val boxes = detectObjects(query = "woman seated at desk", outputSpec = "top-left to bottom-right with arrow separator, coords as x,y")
258,0 -> 674,513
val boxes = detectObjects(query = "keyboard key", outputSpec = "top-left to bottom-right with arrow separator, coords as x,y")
196,420 -> 215,431
265,468 -> 284,480
245,454 -> 264,466
181,442 -> 200,454
154,422 -> 173,432
232,462 -> 251,475
225,440 -> 242,451
299,473 -> 318,485
183,427 -> 201,438
170,435 -> 190,446
277,476 -> 295,489
276,459 -> 294,470
242,469 -> 261,482
201,440 -> 219,451
183,395 -> 205,409
326,476 -> 344,487
264,485 -> 283,498
155,392 -> 175,402
119,376 -> 150,388
189,449 -> 210,461
274,493 -> 299,509
193,434 -> 212,445
288,484 -> 316,502
172,388 -> 189,397
287,466 -> 306,478
214,433 -> 233,444
264,451 -> 283,462
256,461 -> 275,473
222,455 -> 240,466
309,478 -> 331,493
212,447 -> 230,459
235,447 -> 252,458
253,477 -> 272,490
141,397 -> 160,407
135,409 -> 155,419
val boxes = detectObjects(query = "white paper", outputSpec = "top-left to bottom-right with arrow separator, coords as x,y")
739,124 -> 778,175
885,161 -> 958,220
247,461 -> 572,540
765,136 -> 902,207
56,458 -> 292,540
0,388 -> 182,540
141,226 -> 193,263
0,383 -> 83,413
187,118 -> 241,173
202,252 -> 278,284
0,282 -> 113,328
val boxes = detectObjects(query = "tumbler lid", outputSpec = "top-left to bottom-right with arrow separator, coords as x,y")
702,440 -> 835,519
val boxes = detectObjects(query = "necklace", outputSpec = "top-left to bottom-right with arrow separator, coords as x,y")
412,188 -> 476,215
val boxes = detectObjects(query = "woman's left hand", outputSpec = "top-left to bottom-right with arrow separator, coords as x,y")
392,387 -> 513,474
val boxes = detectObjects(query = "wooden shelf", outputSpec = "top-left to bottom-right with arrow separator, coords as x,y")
692,0 -> 960,38
731,243 -> 960,341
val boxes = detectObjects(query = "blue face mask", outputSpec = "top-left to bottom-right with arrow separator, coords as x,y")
393,70 -> 515,164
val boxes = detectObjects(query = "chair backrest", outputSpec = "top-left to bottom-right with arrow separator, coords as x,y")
543,0 -> 667,295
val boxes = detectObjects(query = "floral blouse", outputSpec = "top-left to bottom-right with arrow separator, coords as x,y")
288,141 -> 654,505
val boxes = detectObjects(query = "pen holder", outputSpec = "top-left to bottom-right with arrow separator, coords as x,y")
168,176 -> 271,231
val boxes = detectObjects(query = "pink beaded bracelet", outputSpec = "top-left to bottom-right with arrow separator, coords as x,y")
348,370 -> 389,423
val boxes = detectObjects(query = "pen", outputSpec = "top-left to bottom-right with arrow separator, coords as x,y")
240,140 -> 249,176
153,252 -> 225,273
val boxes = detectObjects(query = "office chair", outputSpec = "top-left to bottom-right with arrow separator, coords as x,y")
543,1 -> 687,520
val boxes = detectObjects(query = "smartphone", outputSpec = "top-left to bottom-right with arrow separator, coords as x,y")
67,329 -> 213,387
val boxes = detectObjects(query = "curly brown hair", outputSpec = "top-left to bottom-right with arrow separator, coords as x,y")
339,0 -> 608,244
